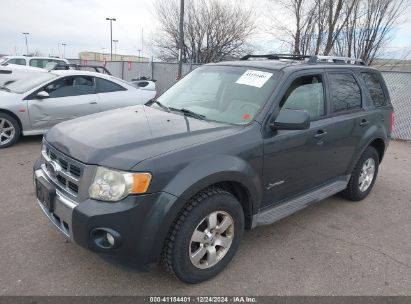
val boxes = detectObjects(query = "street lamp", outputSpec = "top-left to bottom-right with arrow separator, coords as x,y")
22,33 -> 30,55
62,43 -> 67,58
106,17 -> 116,61
113,40 -> 118,60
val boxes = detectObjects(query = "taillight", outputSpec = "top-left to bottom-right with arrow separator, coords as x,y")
389,111 -> 394,134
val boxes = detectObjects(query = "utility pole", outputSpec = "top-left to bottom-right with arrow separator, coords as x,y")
177,0 -> 185,79
22,33 -> 30,55
113,40 -> 118,60
106,17 -> 116,61
62,43 -> 66,58
141,28 -> 144,59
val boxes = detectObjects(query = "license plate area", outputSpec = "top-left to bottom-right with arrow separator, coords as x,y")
36,177 -> 56,213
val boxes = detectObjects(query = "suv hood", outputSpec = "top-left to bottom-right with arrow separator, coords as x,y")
45,105 -> 240,170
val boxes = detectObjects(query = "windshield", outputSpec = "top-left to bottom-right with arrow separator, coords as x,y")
4,72 -> 58,94
0,57 -> 7,65
156,65 -> 278,124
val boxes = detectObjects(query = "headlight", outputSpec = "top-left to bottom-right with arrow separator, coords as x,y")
89,167 -> 151,202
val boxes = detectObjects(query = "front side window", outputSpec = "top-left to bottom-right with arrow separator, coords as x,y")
329,73 -> 362,113
361,72 -> 387,107
96,77 -> 127,93
8,58 -> 26,66
43,76 -> 95,98
156,66 -> 279,124
280,74 -> 325,120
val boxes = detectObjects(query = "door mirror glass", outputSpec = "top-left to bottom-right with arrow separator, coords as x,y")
36,91 -> 50,99
271,108 -> 310,130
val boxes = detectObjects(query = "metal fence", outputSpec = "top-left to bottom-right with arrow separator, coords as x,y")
68,59 -> 201,94
381,71 -> 411,141
67,59 -> 411,141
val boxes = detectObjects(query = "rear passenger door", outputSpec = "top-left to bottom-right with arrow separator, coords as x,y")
322,70 -> 371,177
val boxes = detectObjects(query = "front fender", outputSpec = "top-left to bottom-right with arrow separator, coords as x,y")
144,154 -> 263,262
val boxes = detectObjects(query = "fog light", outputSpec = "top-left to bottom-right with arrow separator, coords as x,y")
90,228 -> 121,250
106,232 -> 115,246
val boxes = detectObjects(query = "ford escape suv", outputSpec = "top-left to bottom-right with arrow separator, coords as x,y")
33,54 -> 394,283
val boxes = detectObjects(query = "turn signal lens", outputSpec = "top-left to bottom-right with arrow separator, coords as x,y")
129,173 -> 152,193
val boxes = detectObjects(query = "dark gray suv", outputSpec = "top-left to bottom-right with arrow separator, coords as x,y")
33,55 -> 394,283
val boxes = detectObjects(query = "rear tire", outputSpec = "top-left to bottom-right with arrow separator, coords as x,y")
161,187 -> 244,284
0,113 -> 20,148
342,146 -> 379,201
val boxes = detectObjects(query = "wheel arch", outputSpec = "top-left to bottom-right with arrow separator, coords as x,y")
0,108 -> 23,132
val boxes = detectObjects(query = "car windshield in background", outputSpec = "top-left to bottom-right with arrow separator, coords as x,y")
0,58 -> 7,65
5,72 -> 58,94
156,65 -> 279,124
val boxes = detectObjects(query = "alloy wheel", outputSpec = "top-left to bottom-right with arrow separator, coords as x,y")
189,211 -> 234,269
358,157 -> 376,192
0,118 -> 15,146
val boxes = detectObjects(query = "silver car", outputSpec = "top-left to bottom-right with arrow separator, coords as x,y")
0,70 -> 156,148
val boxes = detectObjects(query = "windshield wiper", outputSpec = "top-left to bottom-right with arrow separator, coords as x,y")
0,86 -> 11,92
149,99 -> 170,112
169,107 -> 206,120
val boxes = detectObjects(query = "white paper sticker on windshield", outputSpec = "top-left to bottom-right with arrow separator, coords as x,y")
235,70 -> 273,88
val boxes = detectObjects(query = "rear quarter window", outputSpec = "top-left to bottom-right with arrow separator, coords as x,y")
361,72 -> 387,107
96,77 -> 127,93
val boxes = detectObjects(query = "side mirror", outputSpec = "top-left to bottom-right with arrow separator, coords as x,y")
36,91 -> 50,99
271,108 -> 310,130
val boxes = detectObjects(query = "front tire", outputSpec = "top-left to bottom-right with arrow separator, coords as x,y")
0,113 -> 20,148
342,146 -> 379,201
161,187 -> 244,284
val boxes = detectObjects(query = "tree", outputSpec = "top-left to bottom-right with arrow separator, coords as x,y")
335,0 -> 409,64
268,0 -> 409,63
153,0 -> 256,63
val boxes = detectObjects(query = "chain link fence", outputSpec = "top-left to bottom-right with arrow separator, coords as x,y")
381,71 -> 411,141
67,59 -> 411,141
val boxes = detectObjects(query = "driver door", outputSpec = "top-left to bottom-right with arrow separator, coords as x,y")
27,75 -> 100,130
262,70 -> 335,207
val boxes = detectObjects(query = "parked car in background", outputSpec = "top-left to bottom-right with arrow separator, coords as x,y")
0,56 -> 69,68
33,55 -> 393,283
0,64 -> 46,86
0,70 -> 156,147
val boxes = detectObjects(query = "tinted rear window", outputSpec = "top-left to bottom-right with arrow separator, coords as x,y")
96,77 -> 126,93
361,72 -> 387,107
329,73 -> 362,113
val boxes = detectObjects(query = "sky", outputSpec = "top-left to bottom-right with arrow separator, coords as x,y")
0,0 -> 410,60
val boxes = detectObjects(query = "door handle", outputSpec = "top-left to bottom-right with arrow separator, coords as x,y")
314,130 -> 327,139
89,101 -> 98,105
359,119 -> 370,127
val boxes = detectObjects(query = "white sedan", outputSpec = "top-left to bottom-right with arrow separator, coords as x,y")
0,70 -> 156,147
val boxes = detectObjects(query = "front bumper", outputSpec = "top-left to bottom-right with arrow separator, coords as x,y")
34,159 -> 179,267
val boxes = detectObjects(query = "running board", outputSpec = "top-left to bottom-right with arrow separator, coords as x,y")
252,175 -> 350,228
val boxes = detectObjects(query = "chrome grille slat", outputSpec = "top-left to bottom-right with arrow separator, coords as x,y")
41,143 -> 85,197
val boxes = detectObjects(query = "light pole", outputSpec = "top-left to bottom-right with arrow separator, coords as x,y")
22,32 -> 30,55
137,49 -> 141,62
106,17 -> 116,61
177,0 -> 185,79
62,43 -> 66,58
113,40 -> 118,60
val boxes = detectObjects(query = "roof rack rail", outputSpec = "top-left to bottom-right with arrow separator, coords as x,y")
240,54 -> 311,61
240,54 -> 366,66
309,55 -> 366,65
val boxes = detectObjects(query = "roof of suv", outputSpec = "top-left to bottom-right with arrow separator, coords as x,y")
210,57 -> 379,73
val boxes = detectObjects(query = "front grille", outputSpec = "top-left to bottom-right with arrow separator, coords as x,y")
42,143 -> 85,197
